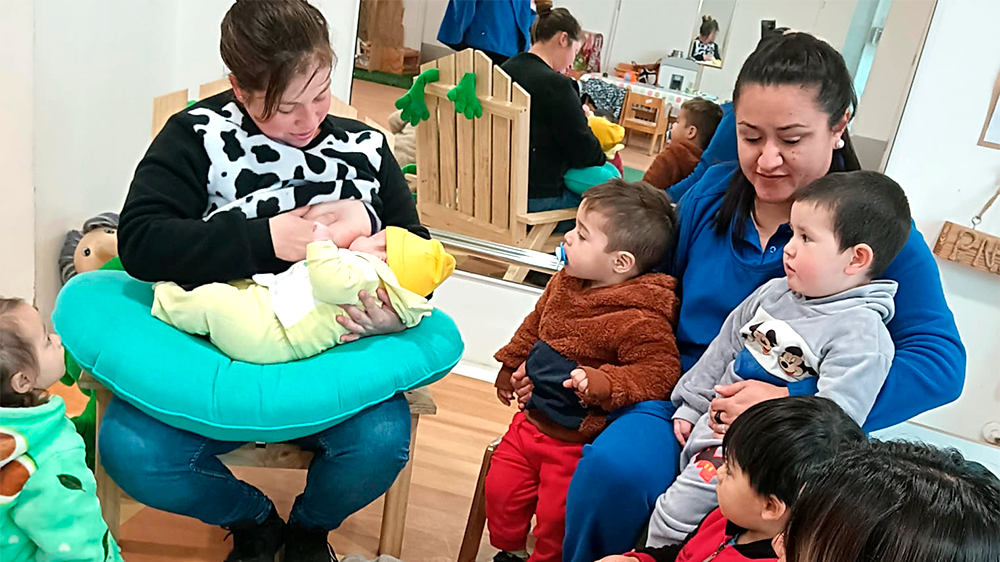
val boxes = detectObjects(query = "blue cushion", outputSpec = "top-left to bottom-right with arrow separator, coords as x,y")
563,162 -> 622,195
52,271 -> 464,442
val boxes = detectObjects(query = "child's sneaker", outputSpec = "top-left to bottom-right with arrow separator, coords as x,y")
492,551 -> 528,562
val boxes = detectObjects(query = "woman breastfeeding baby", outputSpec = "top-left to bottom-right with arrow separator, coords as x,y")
101,1 -> 437,561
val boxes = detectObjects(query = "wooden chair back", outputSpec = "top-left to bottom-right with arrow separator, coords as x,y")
415,49 -> 531,246
620,90 -> 671,155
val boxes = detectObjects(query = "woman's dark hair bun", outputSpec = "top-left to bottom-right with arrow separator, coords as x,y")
536,0 -> 553,17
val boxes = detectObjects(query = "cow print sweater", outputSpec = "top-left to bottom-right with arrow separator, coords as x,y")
119,91 -> 427,286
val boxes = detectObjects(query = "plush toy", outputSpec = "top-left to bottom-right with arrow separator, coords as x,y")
587,115 -> 626,160
388,109 -> 417,169
447,72 -> 483,120
59,212 -> 121,284
58,212 -> 123,469
395,68 -> 440,126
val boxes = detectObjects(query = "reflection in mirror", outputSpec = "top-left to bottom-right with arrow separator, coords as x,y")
347,0 -> 937,286
690,0 -> 738,68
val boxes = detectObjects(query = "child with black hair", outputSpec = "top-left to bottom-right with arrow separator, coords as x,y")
0,298 -> 124,561
599,396 -> 865,562
778,440 -> 1000,562
648,170 -> 913,545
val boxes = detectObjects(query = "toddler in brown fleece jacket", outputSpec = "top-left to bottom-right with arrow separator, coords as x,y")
486,180 -> 682,562
643,98 -> 723,191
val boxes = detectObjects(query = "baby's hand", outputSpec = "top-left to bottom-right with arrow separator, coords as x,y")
673,419 -> 694,446
562,368 -> 589,394
597,556 -> 636,562
312,222 -> 334,242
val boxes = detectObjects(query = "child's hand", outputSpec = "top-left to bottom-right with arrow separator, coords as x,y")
497,386 -> 514,406
563,368 -> 590,394
673,419 -> 694,446
597,556 -> 635,562
511,362 -> 531,410
312,222 -> 333,242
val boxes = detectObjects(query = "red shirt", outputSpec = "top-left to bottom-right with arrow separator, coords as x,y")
626,508 -> 777,562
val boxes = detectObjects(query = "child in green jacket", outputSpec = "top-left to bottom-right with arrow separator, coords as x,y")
0,298 -> 123,562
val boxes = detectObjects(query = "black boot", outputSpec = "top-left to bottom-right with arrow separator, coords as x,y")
223,506 -> 285,562
283,521 -> 337,562
493,552 -> 528,562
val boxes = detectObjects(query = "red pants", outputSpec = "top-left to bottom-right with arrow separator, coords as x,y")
485,412 -> 585,562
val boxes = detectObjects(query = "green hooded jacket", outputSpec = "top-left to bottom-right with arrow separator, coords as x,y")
1,396 -> 123,561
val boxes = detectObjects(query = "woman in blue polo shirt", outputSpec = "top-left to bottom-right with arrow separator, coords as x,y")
509,32 -> 966,562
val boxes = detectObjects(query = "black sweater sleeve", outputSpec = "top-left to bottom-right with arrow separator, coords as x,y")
375,136 -> 429,240
544,79 -> 607,170
118,114 -> 281,285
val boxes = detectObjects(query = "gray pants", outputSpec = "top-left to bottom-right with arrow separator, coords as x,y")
646,411 -> 722,546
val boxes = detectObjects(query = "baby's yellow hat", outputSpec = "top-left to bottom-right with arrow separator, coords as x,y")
588,115 -> 625,151
386,227 -> 456,297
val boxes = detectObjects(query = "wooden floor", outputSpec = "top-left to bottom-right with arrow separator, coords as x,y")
351,79 -> 657,174
52,376 -> 514,562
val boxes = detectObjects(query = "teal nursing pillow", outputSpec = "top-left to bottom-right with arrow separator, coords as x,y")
563,162 -> 622,195
52,271 -> 464,442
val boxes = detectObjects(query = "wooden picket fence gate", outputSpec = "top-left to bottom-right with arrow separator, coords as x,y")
416,49 -> 572,281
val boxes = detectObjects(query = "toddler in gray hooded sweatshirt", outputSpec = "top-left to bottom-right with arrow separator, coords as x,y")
647,171 -> 913,546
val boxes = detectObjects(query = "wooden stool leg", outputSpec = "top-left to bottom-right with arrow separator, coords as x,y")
93,386 -> 122,538
379,413 -> 420,557
457,439 -> 500,562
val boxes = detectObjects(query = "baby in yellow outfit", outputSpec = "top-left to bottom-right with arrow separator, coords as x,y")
152,203 -> 455,364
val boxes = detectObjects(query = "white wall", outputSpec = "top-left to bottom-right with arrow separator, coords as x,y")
402,0 -> 428,50
608,0 -> 702,68
852,0 -> 936,143
561,0 -> 619,37
422,0 -> 450,47
0,0 -> 36,301
314,0 -> 361,101
883,0 -> 1000,445
697,0 -> 858,101
30,0 -> 360,322
33,0 -> 178,322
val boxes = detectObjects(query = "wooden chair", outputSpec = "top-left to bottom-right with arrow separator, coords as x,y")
456,438 -> 501,562
620,90 -> 671,156
81,374 -> 435,557
415,49 -> 570,284
86,78 -> 430,558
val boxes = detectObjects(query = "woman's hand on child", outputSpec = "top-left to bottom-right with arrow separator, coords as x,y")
337,288 -> 404,342
511,362 -> 532,410
269,207 -> 314,262
563,368 -> 590,394
709,380 -> 789,434
673,419 -> 694,445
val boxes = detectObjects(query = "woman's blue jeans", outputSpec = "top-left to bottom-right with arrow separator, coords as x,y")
98,394 -> 411,530
563,400 -> 681,562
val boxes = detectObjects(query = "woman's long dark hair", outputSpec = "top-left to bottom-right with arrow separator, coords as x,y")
714,32 -> 861,244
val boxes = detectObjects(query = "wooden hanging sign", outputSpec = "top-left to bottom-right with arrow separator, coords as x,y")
933,221 -> 1000,277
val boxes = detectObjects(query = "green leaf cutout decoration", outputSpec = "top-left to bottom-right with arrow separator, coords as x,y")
57,473 -> 84,491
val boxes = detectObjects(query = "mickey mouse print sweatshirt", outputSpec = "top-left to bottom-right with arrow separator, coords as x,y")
119,90 -> 427,286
